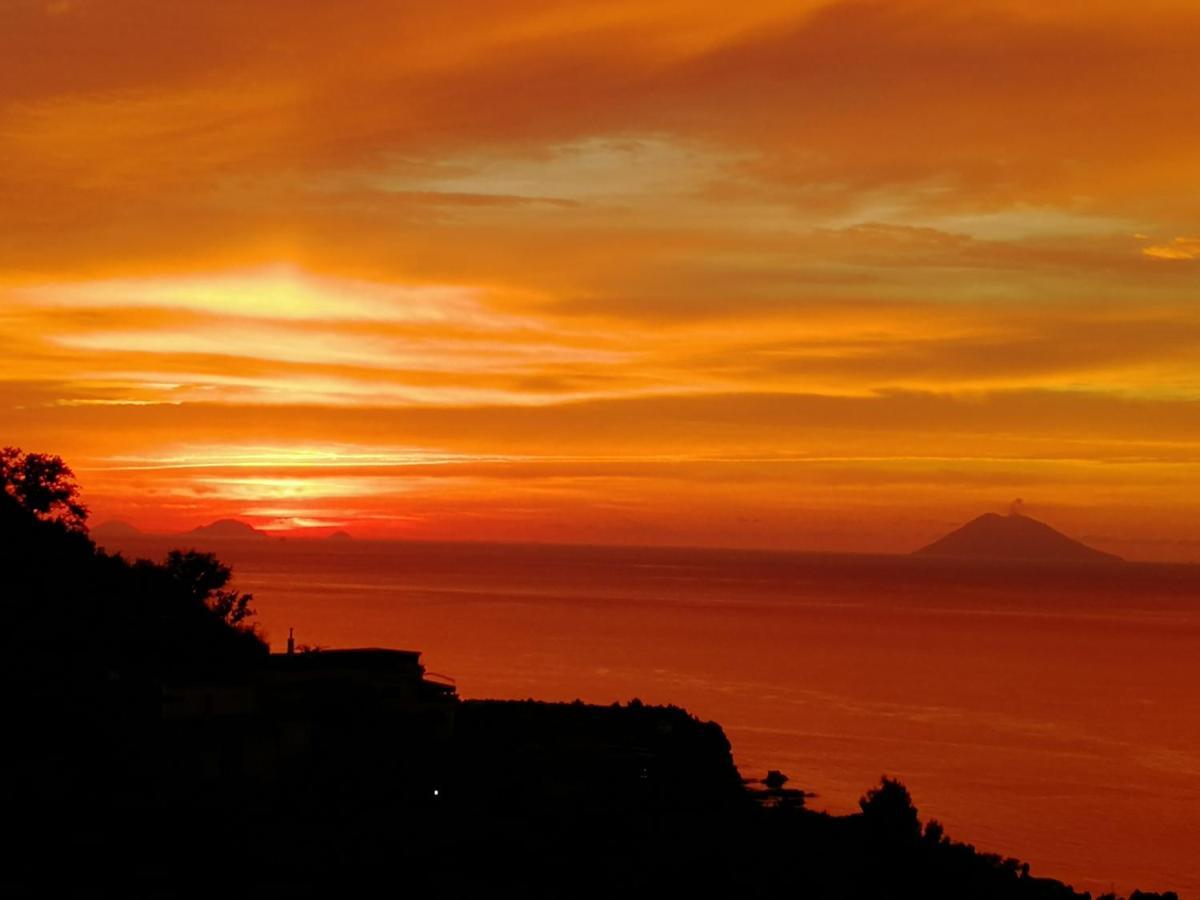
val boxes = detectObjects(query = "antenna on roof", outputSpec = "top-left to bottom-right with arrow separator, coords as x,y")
286,626 -> 295,656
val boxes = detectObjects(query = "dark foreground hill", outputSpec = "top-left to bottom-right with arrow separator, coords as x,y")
915,512 -> 1122,563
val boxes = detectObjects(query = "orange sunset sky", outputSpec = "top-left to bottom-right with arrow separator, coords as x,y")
3,0 -> 1199,560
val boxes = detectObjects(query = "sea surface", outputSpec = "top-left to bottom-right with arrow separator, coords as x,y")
109,537 -> 1200,896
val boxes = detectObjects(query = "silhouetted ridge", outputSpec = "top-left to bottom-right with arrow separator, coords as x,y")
185,518 -> 268,540
915,512 -> 1122,562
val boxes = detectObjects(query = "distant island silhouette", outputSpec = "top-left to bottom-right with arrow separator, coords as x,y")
185,517 -> 270,541
326,529 -> 354,541
90,519 -> 144,541
915,511 -> 1122,563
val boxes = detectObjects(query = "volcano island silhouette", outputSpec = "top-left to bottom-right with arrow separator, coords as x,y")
915,511 -> 1122,563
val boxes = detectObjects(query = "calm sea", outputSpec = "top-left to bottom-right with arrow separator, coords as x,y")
108,537 -> 1200,896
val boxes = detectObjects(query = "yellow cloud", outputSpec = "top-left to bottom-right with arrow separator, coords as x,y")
1143,236 -> 1200,260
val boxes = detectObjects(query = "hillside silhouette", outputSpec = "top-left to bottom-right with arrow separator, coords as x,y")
0,447 -> 1177,898
915,512 -> 1122,563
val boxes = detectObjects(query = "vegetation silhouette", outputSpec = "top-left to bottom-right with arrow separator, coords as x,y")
163,547 -> 257,628
0,446 -> 89,529
0,447 -> 1182,898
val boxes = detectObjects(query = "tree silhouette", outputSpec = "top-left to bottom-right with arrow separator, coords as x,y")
859,776 -> 921,843
163,548 -> 257,628
0,446 -> 87,530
